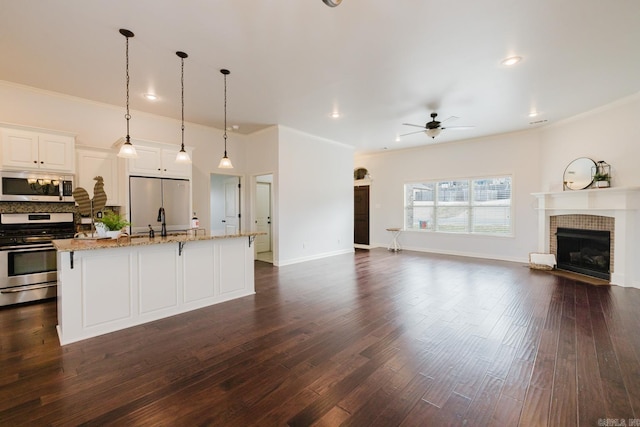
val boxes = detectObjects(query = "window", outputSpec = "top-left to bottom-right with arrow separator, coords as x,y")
405,176 -> 512,236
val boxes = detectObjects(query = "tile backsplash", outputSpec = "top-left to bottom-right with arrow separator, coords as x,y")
0,202 -> 121,232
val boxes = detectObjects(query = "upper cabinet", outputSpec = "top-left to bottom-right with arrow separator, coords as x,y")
76,147 -> 120,206
118,138 -> 192,179
1,126 -> 75,173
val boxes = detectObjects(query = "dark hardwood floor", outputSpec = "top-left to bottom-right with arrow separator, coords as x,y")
1,248 -> 639,426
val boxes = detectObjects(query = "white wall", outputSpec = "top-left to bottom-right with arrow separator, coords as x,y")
0,80 -> 247,235
245,126 -> 280,261
356,131 -> 542,262
277,126 -> 354,265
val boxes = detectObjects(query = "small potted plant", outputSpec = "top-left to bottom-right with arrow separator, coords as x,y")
95,210 -> 130,238
593,172 -> 610,188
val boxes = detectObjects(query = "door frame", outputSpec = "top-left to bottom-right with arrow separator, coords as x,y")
209,172 -> 244,235
354,183 -> 372,249
251,172 -> 276,263
255,181 -> 272,253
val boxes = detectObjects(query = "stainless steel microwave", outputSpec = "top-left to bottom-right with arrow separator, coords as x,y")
0,171 -> 74,202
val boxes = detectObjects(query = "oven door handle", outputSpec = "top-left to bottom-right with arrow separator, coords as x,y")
0,244 -> 54,252
1,282 -> 56,293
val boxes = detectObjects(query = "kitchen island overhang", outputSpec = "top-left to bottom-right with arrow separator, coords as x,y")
53,232 -> 264,345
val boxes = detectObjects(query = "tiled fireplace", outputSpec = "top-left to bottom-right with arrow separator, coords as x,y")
532,187 -> 640,288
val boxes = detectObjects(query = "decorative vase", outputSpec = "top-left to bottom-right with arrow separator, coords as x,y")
106,230 -> 121,239
95,222 -> 107,237
595,180 -> 610,188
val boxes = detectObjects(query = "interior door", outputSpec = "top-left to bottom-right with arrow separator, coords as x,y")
255,182 -> 271,253
354,185 -> 370,245
223,176 -> 240,234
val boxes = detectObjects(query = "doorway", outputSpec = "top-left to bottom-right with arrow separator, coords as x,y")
255,174 -> 273,263
354,185 -> 370,246
210,174 -> 241,235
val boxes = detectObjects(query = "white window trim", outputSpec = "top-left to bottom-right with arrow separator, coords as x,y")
404,175 -> 513,237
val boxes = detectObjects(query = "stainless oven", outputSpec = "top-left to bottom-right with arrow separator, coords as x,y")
0,171 -> 74,202
0,212 -> 74,306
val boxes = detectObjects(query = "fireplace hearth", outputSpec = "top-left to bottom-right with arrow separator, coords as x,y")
556,227 -> 610,280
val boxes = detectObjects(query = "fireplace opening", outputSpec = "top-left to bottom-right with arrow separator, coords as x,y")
556,227 -> 610,280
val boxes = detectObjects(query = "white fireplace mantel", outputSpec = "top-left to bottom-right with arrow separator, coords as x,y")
532,187 -> 640,288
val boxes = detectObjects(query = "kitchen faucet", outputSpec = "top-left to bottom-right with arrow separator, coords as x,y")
157,207 -> 167,237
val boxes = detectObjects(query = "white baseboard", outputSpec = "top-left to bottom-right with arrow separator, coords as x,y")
275,248 -> 355,267
370,241 -> 528,264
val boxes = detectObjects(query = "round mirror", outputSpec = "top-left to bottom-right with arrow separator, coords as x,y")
563,157 -> 596,190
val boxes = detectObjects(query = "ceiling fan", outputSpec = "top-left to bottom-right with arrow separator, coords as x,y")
401,113 -> 474,139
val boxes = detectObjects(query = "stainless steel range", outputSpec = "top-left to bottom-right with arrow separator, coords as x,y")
0,212 -> 75,306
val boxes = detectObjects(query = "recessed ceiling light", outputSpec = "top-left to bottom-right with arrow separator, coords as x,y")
528,111 -> 539,118
144,93 -> 158,101
331,111 -> 341,119
501,56 -> 522,66
395,136 -> 401,142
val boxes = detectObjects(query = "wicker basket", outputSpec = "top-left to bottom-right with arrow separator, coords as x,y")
529,253 -> 556,270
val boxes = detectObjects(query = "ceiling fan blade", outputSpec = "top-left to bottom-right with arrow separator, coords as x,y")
402,123 -> 426,128
440,116 -> 460,124
399,129 -> 427,137
441,125 -> 475,130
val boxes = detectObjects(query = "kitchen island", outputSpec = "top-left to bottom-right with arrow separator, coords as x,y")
53,232 -> 263,345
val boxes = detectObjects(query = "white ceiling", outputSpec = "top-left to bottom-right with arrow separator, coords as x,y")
1,1 -> 639,154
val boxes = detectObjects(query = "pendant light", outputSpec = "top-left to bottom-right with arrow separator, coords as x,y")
218,69 -> 233,169
117,29 -> 138,158
175,51 -> 191,164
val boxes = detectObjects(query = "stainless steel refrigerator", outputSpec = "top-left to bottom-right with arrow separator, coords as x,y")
129,176 -> 191,234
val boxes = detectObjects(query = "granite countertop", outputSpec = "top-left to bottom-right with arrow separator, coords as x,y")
53,231 -> 266,252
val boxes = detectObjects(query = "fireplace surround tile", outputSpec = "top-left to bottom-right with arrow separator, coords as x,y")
550,214 -> 615,272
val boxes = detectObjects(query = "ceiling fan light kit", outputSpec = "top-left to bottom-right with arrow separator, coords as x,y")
426,128 -> 441,139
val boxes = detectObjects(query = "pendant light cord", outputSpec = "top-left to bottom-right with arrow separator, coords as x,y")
223,72 -> 228,156
181,56 -> 185,150
125,34 -> 131,143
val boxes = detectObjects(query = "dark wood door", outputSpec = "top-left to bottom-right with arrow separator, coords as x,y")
354,186 -> 370,245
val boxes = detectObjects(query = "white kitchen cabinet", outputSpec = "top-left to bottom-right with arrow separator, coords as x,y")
160,148 -> 191,178
127,145 -> 163,176
1,127 -> 75,172
76,147 -> 120,205
122,140 -> 191,179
